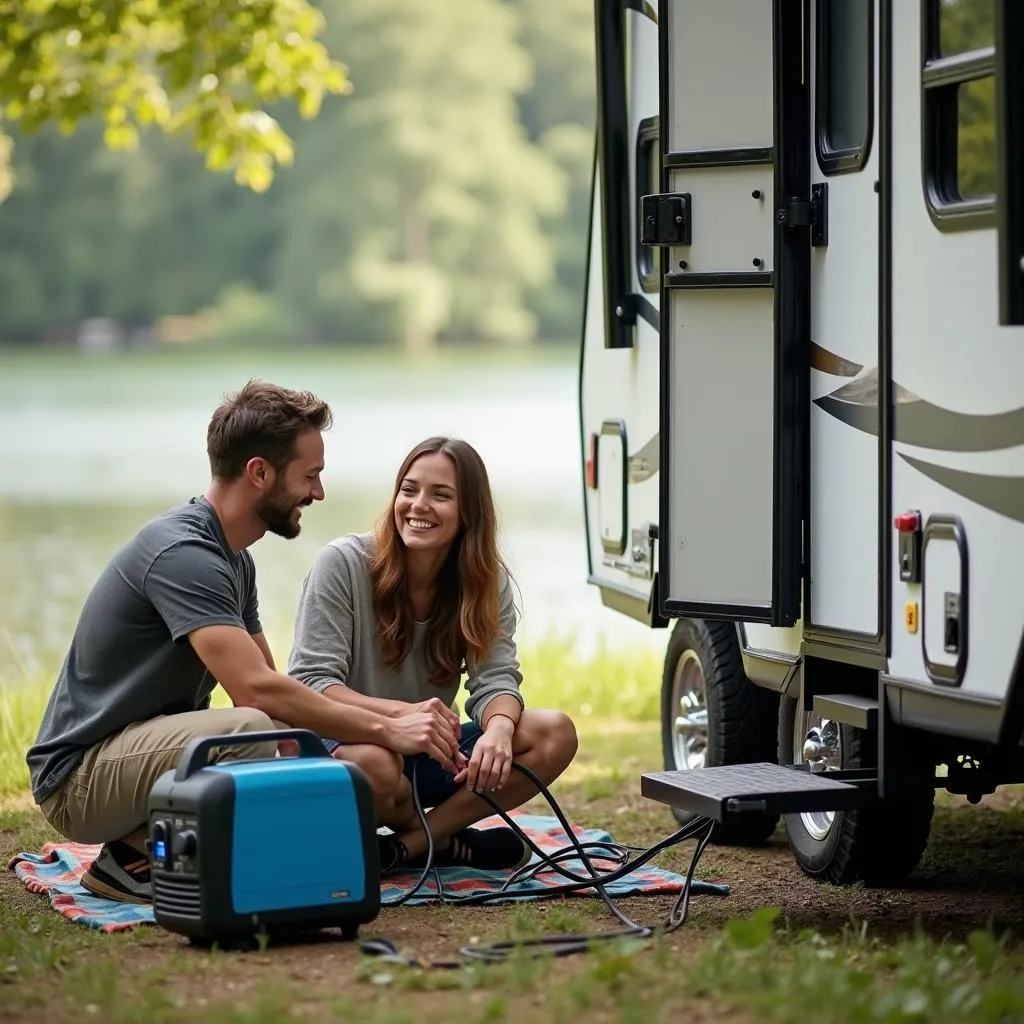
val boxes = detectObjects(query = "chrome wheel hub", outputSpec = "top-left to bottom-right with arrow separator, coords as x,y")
796,712 -> 843,840
671,649 -> 708,771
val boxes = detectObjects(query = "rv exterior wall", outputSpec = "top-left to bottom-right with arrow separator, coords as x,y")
889,0 -> 1024,710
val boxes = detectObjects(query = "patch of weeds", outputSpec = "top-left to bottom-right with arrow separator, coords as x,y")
502,902 -> 543,940
199,985 -> 304,1023
477,993 -> 507,1022
542,906 -> 587,934
587,935 -> 646,993
689,906 -> 1024,1023
583,767 -> 628,802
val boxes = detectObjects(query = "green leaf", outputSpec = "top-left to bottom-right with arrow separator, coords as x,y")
967,930 -> 1000,973
724,907 -> 781,951
103,122 -> 139,150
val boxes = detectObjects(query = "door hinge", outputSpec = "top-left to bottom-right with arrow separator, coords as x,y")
777,182 -> 828,247
640,192 -> 692,247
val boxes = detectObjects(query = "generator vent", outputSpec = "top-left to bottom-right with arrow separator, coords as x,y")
153,875 -> 201,920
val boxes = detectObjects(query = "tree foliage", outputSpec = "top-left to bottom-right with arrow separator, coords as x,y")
0,0 -> 598,347
0,0 -> 348,192
937,0 -> 997,200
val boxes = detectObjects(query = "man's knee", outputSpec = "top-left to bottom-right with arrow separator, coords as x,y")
209,707 -> 278,762
333,745 -> 403,800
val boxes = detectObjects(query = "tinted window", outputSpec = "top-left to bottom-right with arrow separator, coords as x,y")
939,0 -> 995,57
817,0 -> 873,173
956,75 -> 996,199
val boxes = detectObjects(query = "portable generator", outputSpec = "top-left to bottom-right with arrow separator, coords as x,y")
147,728 -> 380,947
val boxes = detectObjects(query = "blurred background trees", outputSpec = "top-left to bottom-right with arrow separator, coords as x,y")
0,0 -> 597,351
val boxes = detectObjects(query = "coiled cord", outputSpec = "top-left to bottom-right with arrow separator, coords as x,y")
361,756 -> 717,968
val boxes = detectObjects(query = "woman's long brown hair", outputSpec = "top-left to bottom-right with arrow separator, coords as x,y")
369,436 -> 514,686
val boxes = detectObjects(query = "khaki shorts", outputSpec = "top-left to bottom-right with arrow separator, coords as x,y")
38,707 -> 284,845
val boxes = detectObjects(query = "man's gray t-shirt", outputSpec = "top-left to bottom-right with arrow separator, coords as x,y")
26,497 -> 262,804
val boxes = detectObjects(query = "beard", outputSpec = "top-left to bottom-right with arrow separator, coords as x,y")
256,485 -> 307,540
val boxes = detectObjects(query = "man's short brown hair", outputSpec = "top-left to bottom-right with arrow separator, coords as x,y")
207,379 -> 333,481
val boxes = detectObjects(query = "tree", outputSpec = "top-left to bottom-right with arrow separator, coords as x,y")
512,0 -> 595,341
0,0 -> 348,197
272,0 -> 568,354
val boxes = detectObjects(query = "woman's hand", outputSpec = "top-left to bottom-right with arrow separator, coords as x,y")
461,716 -> 515,793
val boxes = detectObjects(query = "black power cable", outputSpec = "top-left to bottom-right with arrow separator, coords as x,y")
360,756 -> 718,969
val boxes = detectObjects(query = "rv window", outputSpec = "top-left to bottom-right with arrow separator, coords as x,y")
938,0 -> 994,57
956,76 -> 997,199
636,117 -> 660,294
922,0 -> 996,227
816,0 -> 873,174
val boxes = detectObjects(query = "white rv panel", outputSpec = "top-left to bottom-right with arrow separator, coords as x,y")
661,0 -> 784,616
666,166 -> 775,274
667,289 -> 774,608
888,0 -> 1024,706
581,7 -> 662,612
807,2 -> 881,638
668,0 -> 773,153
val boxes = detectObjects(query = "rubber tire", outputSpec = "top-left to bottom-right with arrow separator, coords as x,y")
778,696 -> 935,885
660,618 -> 781,846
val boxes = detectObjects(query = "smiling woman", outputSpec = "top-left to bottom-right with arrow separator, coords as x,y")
286,436 -> 579,876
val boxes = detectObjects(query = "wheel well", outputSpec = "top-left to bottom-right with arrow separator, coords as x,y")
797,655 -> 878,705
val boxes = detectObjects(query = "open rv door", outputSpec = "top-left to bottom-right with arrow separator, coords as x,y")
997,0 -> 1024,326
649,0 -> 810,626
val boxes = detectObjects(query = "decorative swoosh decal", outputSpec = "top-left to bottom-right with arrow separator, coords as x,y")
810,342 -> 864,377
899,455 -> 1024,525
815,366 -> 1024,452
615,351 -> 1024,527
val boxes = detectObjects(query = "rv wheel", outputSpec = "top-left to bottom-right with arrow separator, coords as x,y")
659,618 -> 781,845
778,697 -> 935,885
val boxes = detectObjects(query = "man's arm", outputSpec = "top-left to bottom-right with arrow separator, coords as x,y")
251,631 -> 276,671
189,625 -> 461,767
190,625 -> 387,744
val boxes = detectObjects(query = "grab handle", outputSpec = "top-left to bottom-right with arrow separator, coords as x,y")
173,728 -> 329,782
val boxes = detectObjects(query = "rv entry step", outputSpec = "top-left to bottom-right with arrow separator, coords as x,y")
640,763 -> 877,823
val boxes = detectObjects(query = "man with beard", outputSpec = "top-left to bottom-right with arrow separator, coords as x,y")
26,380 -> 463,903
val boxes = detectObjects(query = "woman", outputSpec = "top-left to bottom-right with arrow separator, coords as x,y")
287,436 -> 578,874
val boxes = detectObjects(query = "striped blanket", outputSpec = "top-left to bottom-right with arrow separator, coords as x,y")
7,812 -> 728,933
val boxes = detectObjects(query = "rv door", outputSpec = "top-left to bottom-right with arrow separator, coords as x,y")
650,0 -> 810,626
997,0 -> 1024,325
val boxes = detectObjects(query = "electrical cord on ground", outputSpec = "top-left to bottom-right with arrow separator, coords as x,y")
361,750 -> 717,969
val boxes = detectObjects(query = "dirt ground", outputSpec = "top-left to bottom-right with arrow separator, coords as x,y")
1,727 -> 1023,1022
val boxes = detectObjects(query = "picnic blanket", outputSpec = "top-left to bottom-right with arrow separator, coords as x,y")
7,812 -> 728,933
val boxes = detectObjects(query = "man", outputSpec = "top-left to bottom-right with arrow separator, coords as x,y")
26,379 -> 463,904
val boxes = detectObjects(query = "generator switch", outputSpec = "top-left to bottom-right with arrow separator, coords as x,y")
173,829 -> 198,859
150,820 -> 170,866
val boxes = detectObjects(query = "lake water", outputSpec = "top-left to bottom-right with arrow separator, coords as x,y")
0,345 -> 665,683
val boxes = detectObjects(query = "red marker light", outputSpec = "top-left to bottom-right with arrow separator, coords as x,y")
893,511 -> 920,533
585,433 -> 598,489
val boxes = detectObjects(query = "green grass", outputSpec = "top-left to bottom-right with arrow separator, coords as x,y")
692,909 -> 1024,1023
3,714 -> 1024,1023
0,637 -> 664,798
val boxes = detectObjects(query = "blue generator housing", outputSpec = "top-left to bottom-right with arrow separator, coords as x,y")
148,729 -> 380,947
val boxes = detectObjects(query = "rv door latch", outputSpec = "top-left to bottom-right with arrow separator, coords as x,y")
640,192 -> 692,247
778,183 -> 828,247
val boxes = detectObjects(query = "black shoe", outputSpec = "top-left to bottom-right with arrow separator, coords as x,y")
80,839 -> 152,904
377,834 -> 412,877
434,827 -> 532,872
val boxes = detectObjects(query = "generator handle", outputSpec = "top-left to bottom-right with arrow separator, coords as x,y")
173,728 -> 330,781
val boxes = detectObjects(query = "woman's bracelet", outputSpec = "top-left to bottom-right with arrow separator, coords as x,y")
486,711 -> 519,730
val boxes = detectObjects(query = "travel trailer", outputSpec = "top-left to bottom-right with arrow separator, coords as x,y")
579,0 -> 1024,884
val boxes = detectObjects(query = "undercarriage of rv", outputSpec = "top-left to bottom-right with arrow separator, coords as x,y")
643,635 -> 1024,887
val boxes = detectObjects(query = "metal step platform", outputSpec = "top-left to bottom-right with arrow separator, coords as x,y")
641,763 -> 877,823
